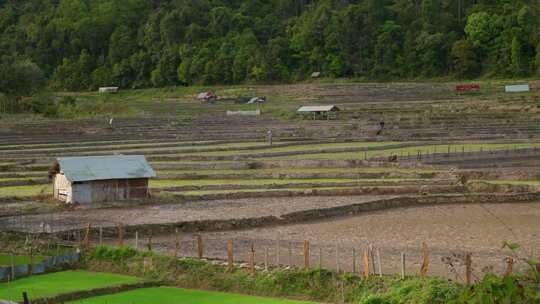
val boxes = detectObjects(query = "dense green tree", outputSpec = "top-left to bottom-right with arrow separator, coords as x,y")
1,0 -> 539,90
451,40 -> 479,78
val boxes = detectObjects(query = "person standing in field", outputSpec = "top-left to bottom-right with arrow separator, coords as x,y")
267,130 -> 273,146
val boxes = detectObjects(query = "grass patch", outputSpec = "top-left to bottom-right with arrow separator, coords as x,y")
0,271 -> 141,301
67,287 -> 315,304
0,185 -> 50,197
0,255 -> 47,266
82,246 -> 540,304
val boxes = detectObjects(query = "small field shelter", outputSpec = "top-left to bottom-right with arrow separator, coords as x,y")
297,105 -> 340,120
50,155 -> 156,204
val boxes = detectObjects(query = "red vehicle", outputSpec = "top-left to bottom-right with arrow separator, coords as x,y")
456,84 -> 480,93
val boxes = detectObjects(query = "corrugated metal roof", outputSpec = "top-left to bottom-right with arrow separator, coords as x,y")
57,155 -> 156,182
297,105 -> 340,112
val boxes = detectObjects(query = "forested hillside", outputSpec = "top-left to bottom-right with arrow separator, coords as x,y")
1,0 -> 540,92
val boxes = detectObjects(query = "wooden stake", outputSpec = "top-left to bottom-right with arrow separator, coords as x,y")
174,229 -> 180,258
465,253 -> 472,285
363,248 -> 370,279
319,246 -> 323,268
99,226 -> 103,246
197,235 -> 203,259
83,223 -> 91,249
352,248 -> 356,273
10,255 -> 15,280
250,242 -> 256,275
227,240 -> 234,272
117,223 -> 124,247
135,231 -> 139,250
147,232 -> 152,252
370,245 -> 376,275
264,247 -> 269,271
376,249 -> 382,277
276,239 -> 280,266
420,243 -> 429,277
288,241 -> 292,266
505,257 -> 514,277
304,240 -> 310,269
401,252 -> 406,279
335,243 -> 340,273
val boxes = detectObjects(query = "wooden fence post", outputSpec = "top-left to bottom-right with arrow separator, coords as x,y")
352,248 -> 356,273
174,229 -> 180,258
83,223 -> 91,249
250,242 -> 256,275
376,249 -> 382,277
363,248 -> 370,279
227,240 -> 234,272
505,257 -> 514,277
99,226 -> 103,246
288,241 -> 292,267
197,235 -> 203,259
401,252 -> 406,279
10,255 -> 15,280
147,232 -> 152,252
135,231 -> 139,250
335,243 -> 340,273
465,253 -> 472,285
420,243 -> 429,277
369,245 -> 376,275
304,240 -> 310,269
319,246 -> 323,268
276,239 -> 280,266
264,247 -> 269,271
117,223 -> 124,247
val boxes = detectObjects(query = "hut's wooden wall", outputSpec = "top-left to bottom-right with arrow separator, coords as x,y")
68,178 -> 149,204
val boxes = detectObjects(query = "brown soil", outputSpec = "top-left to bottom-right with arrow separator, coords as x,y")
0,195 -> 392,232
123,201 -> 540,280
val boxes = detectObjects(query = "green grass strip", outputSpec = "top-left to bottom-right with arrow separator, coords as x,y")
0,185 -> 50,197
66,287 -> 314,304
0,271 -> 141,301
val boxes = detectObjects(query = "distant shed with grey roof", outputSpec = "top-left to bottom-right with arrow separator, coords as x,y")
297,105 -> 341,120
50,155 -> 156,204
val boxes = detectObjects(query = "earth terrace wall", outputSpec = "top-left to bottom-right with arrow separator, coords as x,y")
170,185 -> 465,201
27,281 -> 159,304
36,192 -> 540,237
158,179 -> 453,192
152,159 -> 429,170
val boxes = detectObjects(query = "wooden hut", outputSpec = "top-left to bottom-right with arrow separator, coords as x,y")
50,155 -> 156,204
297,105 -> 341,120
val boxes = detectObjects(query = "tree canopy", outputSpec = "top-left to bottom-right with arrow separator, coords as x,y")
1,0 -> 540,91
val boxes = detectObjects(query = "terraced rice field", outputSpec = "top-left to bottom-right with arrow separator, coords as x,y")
67,287 -> 314,304
1,137 -> 538,200
0,271 -> 140,301
1,82 -> 539,281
